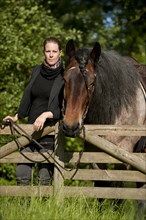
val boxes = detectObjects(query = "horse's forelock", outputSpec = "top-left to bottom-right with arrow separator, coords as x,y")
75,48 -> 89,64
75,48 -> 90,75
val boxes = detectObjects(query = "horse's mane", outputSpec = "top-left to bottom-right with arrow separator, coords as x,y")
76,48 -> 141,124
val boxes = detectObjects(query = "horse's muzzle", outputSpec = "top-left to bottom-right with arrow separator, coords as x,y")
60,121 -> 82,137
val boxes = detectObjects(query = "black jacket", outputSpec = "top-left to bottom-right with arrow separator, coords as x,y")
17,65 -> 64,120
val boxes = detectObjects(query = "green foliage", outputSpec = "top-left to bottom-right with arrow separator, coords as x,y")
0,0 -> 82,119
65,137 -> 84,152
48,0 -> 146,62
0,136 -> 16,185
0,0 -> 145,119
0,164 -> 16,181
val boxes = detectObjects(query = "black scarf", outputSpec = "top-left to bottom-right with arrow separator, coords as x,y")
40,59 -> 64,80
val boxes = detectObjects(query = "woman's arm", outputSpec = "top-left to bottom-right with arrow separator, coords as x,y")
33,111 -> 53,131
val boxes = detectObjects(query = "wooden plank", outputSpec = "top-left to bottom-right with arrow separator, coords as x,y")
1,124 -> 145,136
0,125 -> 55,159
0,152 -> 55,163
64,152 -> 146,164
84,124 -> 146,136
0,124 -> 34,135
63,186 -> 146,200
0,186 -> 53,197
0,124 -> 54,135
79,133 -> 146,174
0,186 -> 145,200
64,169 -> 146,182
1,152 -> 145,164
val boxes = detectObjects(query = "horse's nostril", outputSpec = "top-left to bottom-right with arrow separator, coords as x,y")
72,123 -> 80,132
62,123 -> 68,131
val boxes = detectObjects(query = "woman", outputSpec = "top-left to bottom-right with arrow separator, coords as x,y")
3,37 -> 64,185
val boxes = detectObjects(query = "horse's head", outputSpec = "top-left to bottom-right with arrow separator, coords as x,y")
61,39 -> 101,137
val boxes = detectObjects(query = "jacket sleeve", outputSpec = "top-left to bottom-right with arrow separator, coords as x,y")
17,83 -> 31,119
17,65 -> 41,119
48,83 -> 64,120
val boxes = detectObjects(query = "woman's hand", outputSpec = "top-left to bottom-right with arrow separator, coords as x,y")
2,114 -> 18,123
33,112 -> 53,131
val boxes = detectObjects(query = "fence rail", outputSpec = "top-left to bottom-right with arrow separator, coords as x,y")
0,124 -> 146,199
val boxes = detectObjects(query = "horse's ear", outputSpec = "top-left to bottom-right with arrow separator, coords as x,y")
66,39 -> 76,59
90,42 -> 101,63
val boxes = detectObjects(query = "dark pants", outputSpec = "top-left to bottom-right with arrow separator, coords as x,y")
16,135 -> 54,185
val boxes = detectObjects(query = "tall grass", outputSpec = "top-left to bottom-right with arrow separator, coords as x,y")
0,196 -> 139,220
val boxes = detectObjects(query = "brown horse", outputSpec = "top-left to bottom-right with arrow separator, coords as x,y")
61,39 -> 146,153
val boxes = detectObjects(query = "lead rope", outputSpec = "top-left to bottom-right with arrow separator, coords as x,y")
1,120 -> 83,179
3,120 -> 53,163
69,125 -> 85,180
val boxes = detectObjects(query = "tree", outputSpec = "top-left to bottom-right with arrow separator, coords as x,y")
0,0 -> 145,118
0,0 -> 82,118
48,0 -> 146,61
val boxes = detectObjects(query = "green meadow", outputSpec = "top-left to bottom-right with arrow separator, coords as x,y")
0,195 -> 142,220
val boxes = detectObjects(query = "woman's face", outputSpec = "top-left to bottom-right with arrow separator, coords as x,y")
44,42 -> 62,66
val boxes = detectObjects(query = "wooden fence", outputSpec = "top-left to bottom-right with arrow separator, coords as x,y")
0,123 -> 146,200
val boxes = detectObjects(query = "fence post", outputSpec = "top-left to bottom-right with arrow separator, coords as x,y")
53,123 -> 65,197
